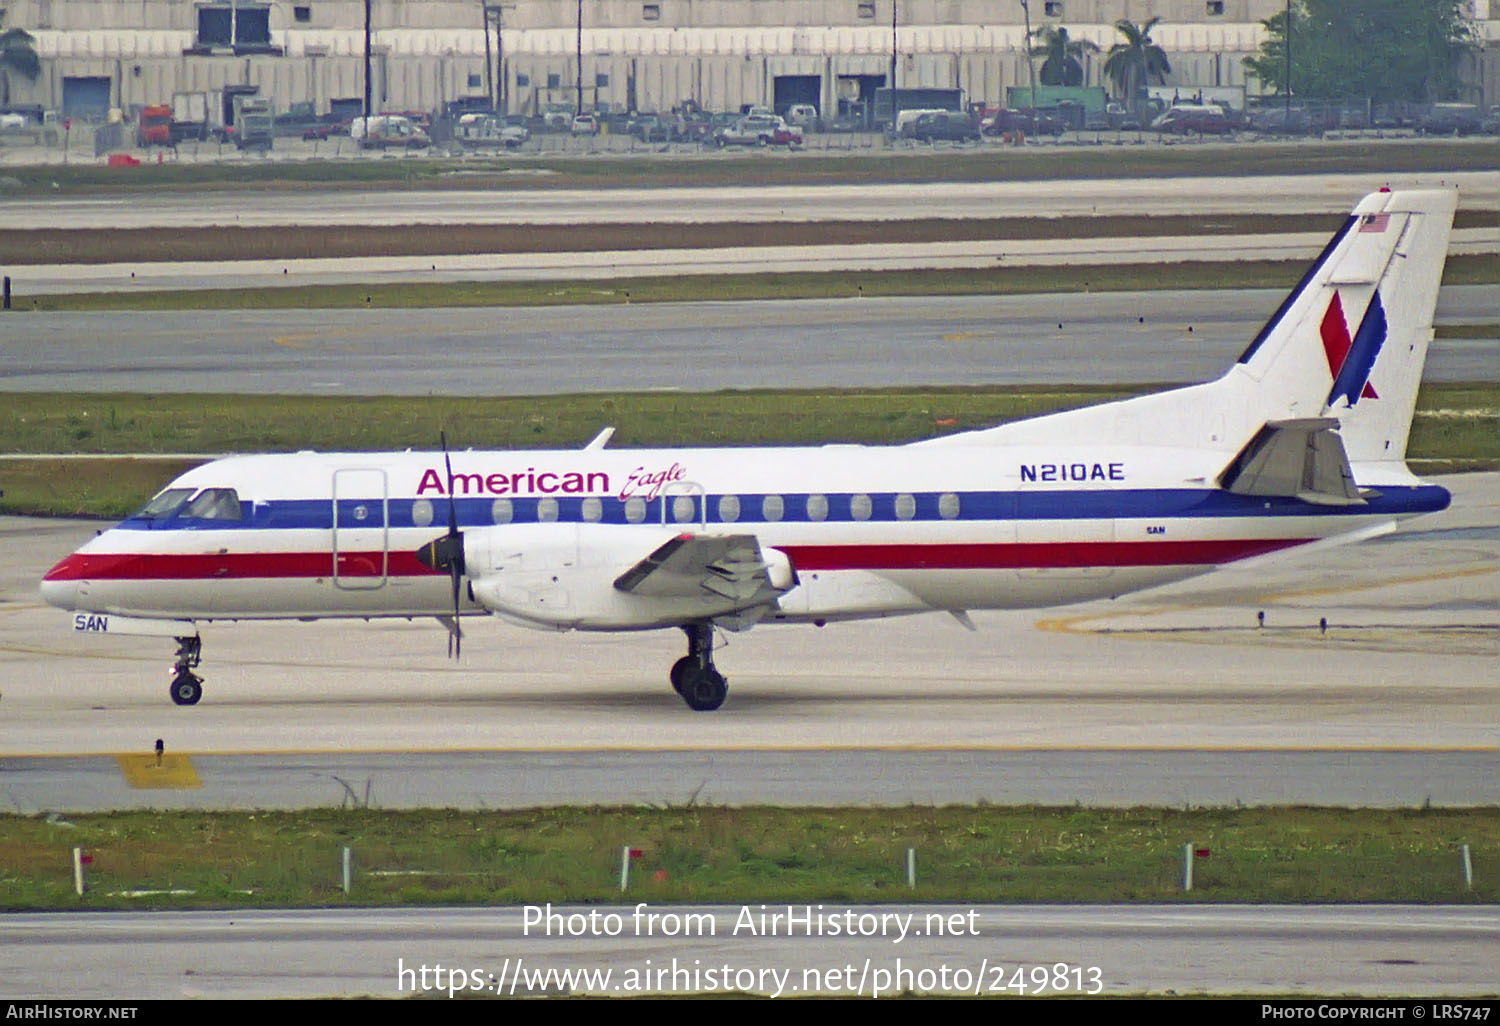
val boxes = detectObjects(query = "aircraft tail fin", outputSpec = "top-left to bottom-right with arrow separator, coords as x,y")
1231,188 -> 1456,468
914,189 -> 1456,468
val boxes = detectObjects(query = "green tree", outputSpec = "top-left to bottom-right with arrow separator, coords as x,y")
1103,18 -> 1172,113
1243,0 -> 1473,103
0,11 -> 41,107
1031,26 -> 1098,88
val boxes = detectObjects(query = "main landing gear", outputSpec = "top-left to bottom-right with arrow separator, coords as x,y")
669,623 -> 727,712
169,635 -> 203,706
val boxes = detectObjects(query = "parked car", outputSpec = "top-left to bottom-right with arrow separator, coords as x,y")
910,110 -> 980,142
1247,106 -> 1313,136
454,112 -> 528,149
351,114 -> 430,149
981,108 -> 1066,137
570,113 -> 599,136
713,114 -> 802,147
1151,105 -> 1234,135
627,113 -> 670,142
784,103 -> 821,132
301,114 -> 350,140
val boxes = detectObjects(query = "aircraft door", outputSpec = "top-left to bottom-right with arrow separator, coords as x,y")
332,468 -> 389,590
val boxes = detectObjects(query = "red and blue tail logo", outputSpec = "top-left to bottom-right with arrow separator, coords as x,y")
1320,290 -> 1387,407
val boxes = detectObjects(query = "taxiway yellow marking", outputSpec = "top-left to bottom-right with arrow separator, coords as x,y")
270,330 -> 368,354
115,753 -> 202,789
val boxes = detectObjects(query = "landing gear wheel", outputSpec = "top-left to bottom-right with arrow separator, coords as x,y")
673,623 -> 728,710
669,656 -> 695,695
680,666 -> 728,712
170,672 -> 203,706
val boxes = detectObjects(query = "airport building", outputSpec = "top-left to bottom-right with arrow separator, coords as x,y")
4,0 -> 1497,120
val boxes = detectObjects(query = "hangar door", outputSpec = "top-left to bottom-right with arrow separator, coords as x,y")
773,75 -> 820,116
62,77 -> 112,119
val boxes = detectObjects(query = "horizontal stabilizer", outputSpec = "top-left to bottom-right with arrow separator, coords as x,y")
1218,419 -> 1363,506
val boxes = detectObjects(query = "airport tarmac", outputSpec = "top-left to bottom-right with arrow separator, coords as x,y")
2,475 -> 1495,809
6,171 -> 1495,230
3,287 -> 1497,395
4,905 -> 1497,999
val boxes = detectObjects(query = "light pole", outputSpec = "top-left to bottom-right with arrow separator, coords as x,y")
486,3 -> 512,115
1284,0 -> 1292,124
1019,0 -> 1036,107
890,0 -> 897,125
576,0 -> 584,116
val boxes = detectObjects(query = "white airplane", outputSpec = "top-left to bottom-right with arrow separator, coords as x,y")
43,188 -> 1457,711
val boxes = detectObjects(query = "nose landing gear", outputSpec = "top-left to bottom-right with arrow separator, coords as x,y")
169,635 -> 203,706
671,623 -> 727,711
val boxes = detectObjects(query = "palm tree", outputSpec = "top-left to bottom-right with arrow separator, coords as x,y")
0,11 -> 41,107
1031,26 -> 1098,88
1103,17 -> 1171,119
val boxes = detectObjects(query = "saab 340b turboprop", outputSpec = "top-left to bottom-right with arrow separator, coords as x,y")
42,189 -> 1457,711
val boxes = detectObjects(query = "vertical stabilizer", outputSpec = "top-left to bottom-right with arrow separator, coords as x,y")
1233,189 -> 1456,468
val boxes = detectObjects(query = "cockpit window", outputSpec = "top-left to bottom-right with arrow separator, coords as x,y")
181,488 -> 243,521
131,488 -> 195,520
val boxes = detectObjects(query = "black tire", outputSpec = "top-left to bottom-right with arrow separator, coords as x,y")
669,655 -> 696,695
679,666 -> 727,712
170,673 -> 202,706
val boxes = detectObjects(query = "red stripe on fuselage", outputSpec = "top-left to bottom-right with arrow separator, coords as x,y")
44,538 -> 1311,582
42,550 -> 439,581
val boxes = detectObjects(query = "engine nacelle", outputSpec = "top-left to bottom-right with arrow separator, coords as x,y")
464,523 -> 795,630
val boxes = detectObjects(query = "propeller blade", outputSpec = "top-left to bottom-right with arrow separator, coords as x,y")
438,432 -> 463,659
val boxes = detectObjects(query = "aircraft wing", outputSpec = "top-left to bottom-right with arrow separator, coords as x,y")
1218,418 -> 1365,506
613,532 -> 793,606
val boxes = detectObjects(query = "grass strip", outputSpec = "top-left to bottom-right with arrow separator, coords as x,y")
3,139 -> 1496,196
1,384 -> 1494,518
9,211 -> 1494,267
1,806 -> 1493,910
16,253 -> 1499,312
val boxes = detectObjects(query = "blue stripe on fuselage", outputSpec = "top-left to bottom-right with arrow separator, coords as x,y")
112,485 -> 1452,531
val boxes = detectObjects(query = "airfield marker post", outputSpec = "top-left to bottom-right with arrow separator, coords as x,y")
1462,844 -> 1473,890
73,847 -> 85,896
1183,843 -> 1194,891
342,846 -> 352,894
619,846 -> 631,892
907,848 -> 916,888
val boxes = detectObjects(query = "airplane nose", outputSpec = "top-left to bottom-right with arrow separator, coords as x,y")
40,575 -> 79,611
41,554 -> 83,610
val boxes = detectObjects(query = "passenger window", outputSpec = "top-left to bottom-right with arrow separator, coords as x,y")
624,496 -> 647,523
938,492 -> 961,520
895,493 -> 916,520
537,498 -> 559,522
183,488 -> 242,521
412,499 -> 435,527
718,495 -> 740,522
850,494 -> 872,521
762,495 -> 784,522
492,498 -> 513,524
672,495 -> 696,523
581,497 -> 602,522
806,494 -> 828,522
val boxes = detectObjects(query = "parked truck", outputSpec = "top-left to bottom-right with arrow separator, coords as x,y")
169,91 -> 209,142
135,104 -> 172,146
233,96 -> 274,150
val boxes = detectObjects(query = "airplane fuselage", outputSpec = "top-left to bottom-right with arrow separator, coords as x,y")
42,442 -> 1449,631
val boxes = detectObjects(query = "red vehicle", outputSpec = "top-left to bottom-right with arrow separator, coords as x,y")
136,105 -> 173,146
